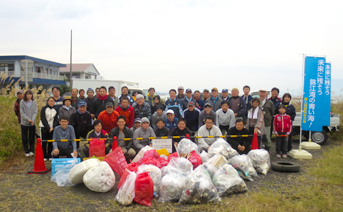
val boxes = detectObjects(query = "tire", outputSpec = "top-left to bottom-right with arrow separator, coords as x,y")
271,161 -> 300,172
311,131 -> 328,145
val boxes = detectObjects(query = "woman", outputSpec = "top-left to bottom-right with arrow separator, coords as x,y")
280,93 -> 296,152
169,118 -> 192,153
20,90 -> 38,157
151,95 -> 165,115
84,119 -> 109,157
246,97 -> 265,149
59,96 -> 76,120
39,97 -> 58,161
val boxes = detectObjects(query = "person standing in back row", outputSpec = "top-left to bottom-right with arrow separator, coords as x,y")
181,88 -> 196,109
94,86 -> 114,118
51,86 -> 64,113
259,89 -> 274,152
205,87 -> 223,112
242,85 -> 253,111
108,86 -> 119,108
176,86 -> 185,100
229,87 -> 247,121
165,89 -> 184,118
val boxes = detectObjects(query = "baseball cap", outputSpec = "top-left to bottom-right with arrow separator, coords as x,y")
16,90 -> 23,95
188,101 -> 195,106
203,89 -> 209,93
78,100 -> 87,107
212,87 -> 218,92
178,86 -> 184,90
105,102 -> 114,108
166,109 -> 175,114
204,102 -> 212,108
134,118 -> 141,123
186,88 -> 192,93
222,88 -> 228,92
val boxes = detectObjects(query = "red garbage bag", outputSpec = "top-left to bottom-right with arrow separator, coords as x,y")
140,157 -> 161,168
117,162 -> 139,190
89,138 -> 105,157
143,150 -> 160,160
188,150 -> 202,169
168,152 -> 179,162
104,147 -> 128,177
134,172 -> 154,206
158,157 -> 169,168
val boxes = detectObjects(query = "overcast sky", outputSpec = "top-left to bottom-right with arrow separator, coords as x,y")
1,0 -> 342,94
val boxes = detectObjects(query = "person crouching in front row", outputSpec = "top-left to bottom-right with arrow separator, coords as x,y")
84,119 -> 109,157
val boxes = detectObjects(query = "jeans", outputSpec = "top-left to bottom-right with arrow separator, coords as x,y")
21,125 -> 35,153
276,132 -> 288,155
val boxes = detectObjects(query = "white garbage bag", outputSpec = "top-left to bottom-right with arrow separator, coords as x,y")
206,154 -> 227,169
158,171 -> 186,203
194,163 -> 218,179
115,170 -> 137,205
83,161 -> 116,192
230,155 -> 258,181
178,138 -> 200,157
247,149 -> 270,175
200,150 -> 209,163
167,157 -> 193,176
208,138 -> 238,159
69,158 -> 100,184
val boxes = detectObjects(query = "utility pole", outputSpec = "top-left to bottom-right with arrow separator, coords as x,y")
70,29 -> 73,89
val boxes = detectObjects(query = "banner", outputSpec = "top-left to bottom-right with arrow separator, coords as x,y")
323,63 -> 331,126
302,56 -> 326,131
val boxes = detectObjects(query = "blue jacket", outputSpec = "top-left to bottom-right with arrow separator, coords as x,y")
195,98 -> 205,111
241,95 -> 253,111
165,98 -> 184,118
164,117 -> 178,131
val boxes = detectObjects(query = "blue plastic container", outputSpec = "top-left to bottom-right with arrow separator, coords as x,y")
51,158 -> 80,176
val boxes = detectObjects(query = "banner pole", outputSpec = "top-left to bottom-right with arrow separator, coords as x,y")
299,54 -> 305,151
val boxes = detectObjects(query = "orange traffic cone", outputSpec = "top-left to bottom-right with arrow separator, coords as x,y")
28,138 -> 51,174
112,136 -> 118,152
251,133 -> 259,150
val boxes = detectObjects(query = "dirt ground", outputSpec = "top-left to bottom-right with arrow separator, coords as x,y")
0,139 -> 331,212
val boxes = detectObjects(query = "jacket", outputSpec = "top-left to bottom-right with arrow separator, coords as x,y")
146,94 -> 155,106
273,114 -> 292,134
151,111 -> 167,129
52,125 -> 76,151
129,96 -> 136,105
39,106 -> 58,130
165,98 -> 184,118
97,110 -> 120,133
69,110 -> 93,138
59,106 -> 77,120
14,98 -> 21,123
242,95 -> 253,111
169,127 -> 192,152
71,97 -> 81,109
151,103 -> 166,115
108,95 -> 119,108
85,129 -> 109,150
198,110 -> 216,128
164,117 -> 178,131
181,97 -> 197,110
133,127 -> 156,151
227,127 -> 250,152
197,125 -> 222,151
194,98 -> 205,111
216,108 -> 236,128
109,127 -> 133,151
246,106 -> 266,136
115,105 -> 135,128
228,96 -> 247,120
260,99 -> 274,127
85,97 -> 97,115
154,127 -> 170,137
205,96 -> 223,112
268,96 -> 282,110
20,100 -> 38,126
53,96 -> 64,113
132,101 -> 152,120
279,102 -> 296,121
94,95 -> 114,118
184,108 -> 200,131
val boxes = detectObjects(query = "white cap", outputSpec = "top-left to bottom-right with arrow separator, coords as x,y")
166,109 -> 174,114
259,88 -> 267,92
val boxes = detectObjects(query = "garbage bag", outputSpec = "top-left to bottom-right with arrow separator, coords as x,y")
89,138 -> 106,157
137,164 -> 162,194
132,145 -> 153,163
230,155 -> 258,181
117,162 -> 139,190
158,157 -> 169,168
200,150 -> 209,163
194,163 -> 218,179
212,164 -> 247,196
159,172 -> 186,203
168,152 -> 179,161
51,160 -> 78,187
188,150 -> 202,169
83,161 -> 116,192
140,156 -> 161,168
115,170 -> 137,205
104,147 -> 128,177
208,138 -> 238,159
179,167 -> 221,204
168,157 -> 193,176
247,149 -> 270,175
177,138 -> 199,157
69,158 -> 100,184
207,154 -> 227,169
143,150 -> 160,160
134,172 -> 154,206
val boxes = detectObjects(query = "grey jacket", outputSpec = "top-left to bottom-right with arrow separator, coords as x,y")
205,96 -> 223,112
260,99 -> 274,127
151,111 -> 167,129
199,110 -> 217,128
246,106 -> 266,136
20,100 -> 38,126
59,106 -> 77,119
133,127 -> 156,151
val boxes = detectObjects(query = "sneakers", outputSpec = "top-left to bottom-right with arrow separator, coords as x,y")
49,158 -> 53,162
25,153 -> 30,157
44,158 -> 47,162
29,152 -> 34,156
276,154 -> 281,158
282,154 -> 288,159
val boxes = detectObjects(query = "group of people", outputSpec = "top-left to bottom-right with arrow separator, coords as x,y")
15,85 -> 296,161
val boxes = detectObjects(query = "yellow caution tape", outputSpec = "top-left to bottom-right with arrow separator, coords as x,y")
230,135 -> 237,138
208,136 -> 214,138
173,136 -> 180,139
149,137 -> 156,140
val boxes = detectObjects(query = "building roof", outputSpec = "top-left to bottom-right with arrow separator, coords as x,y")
59,63 -> 100,75
0,55 -> 66,67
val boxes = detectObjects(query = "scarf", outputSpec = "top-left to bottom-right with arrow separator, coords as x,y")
248,107 -> 259,119
211,96 -> 219,104
62,105 -> 72,111
185,96 -> 193,102
98,95 -> 107,101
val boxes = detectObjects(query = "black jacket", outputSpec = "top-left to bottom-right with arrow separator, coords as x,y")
169,127 -> 192,152
69,111 -> 93,138
109,127 -> 133,151
229,96 -> 247,120
154,127 -> 170,137
184,109 -> 200,131
85,97 -> 97,115
94,95 -> 114,118
227,127 -> 250,154
279,102 -> 296,121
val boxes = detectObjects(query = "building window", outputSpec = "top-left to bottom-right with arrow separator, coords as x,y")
0,63 -> 14,72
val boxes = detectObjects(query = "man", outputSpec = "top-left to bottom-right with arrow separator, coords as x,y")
85,88 -> 97,120
133,117 -> 156,152
205,87 -> 223,112
146,87 -> 155,106
95,87 -> 100,98
202,89 -> 210,101
97,102 -> 120,133
94,86 -> 114,118
199,103 -> 216,127
176,86 -> 185,100
197,117 -> 222,152
14,90 -> 24,124
164,109 -> 178,131
119,86 -> 131,104
242,85 -> 253,111
79,89 -> 85,100
52,86 -> 64,112
131,118 -> 141,134
268,87 -> 282,111
130,91 -> 138,105
259,88 -> 274,152
108,86 -> 119,108
183,101 -> 200,133
181,88 -> 196,109
165,89 -> 184,118
221,89 -> 230,101
132,94 -> 151,120
71,88 -> 81,109
115,97 -> 135,128
216,101 -> 236,134
229,88 -> 247,120
227,119 -> 251,154
151,105 -> 167,129
193,90 -> 205,111
52,116 -> 77,158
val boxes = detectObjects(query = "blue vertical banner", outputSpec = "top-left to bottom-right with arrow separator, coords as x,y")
323,63 -> 331,126
302,56 -> 326,131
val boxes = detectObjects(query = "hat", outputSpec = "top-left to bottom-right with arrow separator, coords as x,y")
211,87 -> 218,92
231,87 -> 239,92
204,102 -> 212,108
78,100 -> 87,107
16,90 -> 23,95
178,86 -> 184,90
87,88 -> 94,93
63,96 -> 72,104
251,97 -> 260,104
222,88 -> 228,92
186,88 -> 192,93
141,117 -> 150,124
134,118 -> 141,123
203,89 -> 209,93
105,102 -> 114,108
188,101 -> 195,106
259,88 -> 267,92
166,109 -> 174,114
